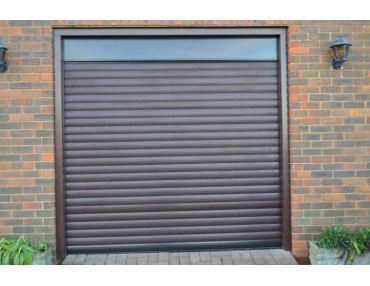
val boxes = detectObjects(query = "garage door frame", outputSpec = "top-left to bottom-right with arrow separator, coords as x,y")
54,27 -> 290,260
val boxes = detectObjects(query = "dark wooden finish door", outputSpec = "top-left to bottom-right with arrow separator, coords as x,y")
63,61 -> 282,253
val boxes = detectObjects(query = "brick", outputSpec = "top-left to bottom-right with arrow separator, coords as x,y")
311,171 -> 332,178
9,20 -> 34,27
333,171 -> 355,178
35,162 -> 54,169
311,202 -> 333,209
323,149 -> 343,155
357,170 -> 370,177
13,226 -> 35,234
322,179 -> 343,186
9,82 -> 32,89
345,194 -> 367,201
357,201 -> 370,208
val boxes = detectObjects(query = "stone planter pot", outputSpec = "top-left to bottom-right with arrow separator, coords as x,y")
309,241 -> 348,265
309,241 -> 370,265
32,248 -> 52,265
347,251 -> 370,265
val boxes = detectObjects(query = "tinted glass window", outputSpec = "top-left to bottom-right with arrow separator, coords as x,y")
64,37 -> 277,61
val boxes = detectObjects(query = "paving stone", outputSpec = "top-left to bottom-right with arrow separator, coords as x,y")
169,256 -> 180,265
128,253 -> 149,259
221,256 -> 233,265
270,250 -> 286,265
126,257 -> 137,265
210,251 -> 231,257
190,252 -> 201,263
148,253 -> 159,263
180,256 -> 190,265
230,251 -> 242,261
116,254 -> 128,265
62,255 -> 76,265
211,257 -> 222,265
277,250 -> 298,265
74,254 -> 87,265
86,254 -> 107,265
250,251 -> 266,265
105,254 -> 118,265
158,252 -> 169,262
200,251 -> 211,262
169,252 -> 189,257
262,254 -> 276,265
137,257 -> 148,265
240,250 -> 253,261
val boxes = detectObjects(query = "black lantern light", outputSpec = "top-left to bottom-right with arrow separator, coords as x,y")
0,42 -> 9,73
330,36 -> 352,70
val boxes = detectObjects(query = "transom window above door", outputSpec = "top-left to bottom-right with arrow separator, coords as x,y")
63,37 -> 278,61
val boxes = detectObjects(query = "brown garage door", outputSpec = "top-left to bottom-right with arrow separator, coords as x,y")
63,61 -> 282,253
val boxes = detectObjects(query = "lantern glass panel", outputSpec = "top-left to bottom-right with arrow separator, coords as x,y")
337,45 -> 344,58
342,45 -> 349,60
333,46 -> 340,60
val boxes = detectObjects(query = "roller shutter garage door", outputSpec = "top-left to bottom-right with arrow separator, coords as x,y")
62,39 -> 283,253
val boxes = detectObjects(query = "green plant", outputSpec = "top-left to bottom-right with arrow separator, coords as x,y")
314,225 -> 370,262
0,236 -> 49,265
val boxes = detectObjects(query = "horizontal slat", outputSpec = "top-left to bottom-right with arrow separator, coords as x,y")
66,208 -> 282,222
65,169 -> 280,183
64,61 -> 278,71
65,138 -> 280,151
65,147 -> 279,160
65,131 -> 280,144
65,76 -> 277,88
66,201 -> 281,214
66,193 -> 280,206
65,68 -> 278,79
65,84 -> 278,95
64,108 -> 278,119
65,162 -> 280,175
65,116 -> 279,128
66,185 -> 280,198
67,224 -> 281,238
66,178 -> 280,191
64,101 -> 278,111
66,216 -> 281,230
64,123 -> 279,136
66,231 -> 282,245
65,154 -> 279,167
64,93 -> 278,103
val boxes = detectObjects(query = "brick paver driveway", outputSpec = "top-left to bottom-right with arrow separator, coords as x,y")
62,249 -> 298,265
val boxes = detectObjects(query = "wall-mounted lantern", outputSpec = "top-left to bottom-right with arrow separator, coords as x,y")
330,36 -> 352,70
0,42 -> 9,73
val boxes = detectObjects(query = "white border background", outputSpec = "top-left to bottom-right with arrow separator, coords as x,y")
1,1 -> 367,284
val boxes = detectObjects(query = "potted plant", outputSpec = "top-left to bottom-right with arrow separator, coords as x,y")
309,225 -> 370,265
0,236 -> 52,265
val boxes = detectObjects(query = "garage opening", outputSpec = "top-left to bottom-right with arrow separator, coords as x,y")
54,28 -> 290,256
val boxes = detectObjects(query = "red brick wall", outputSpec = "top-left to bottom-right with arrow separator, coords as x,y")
0,20 -> 369,262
